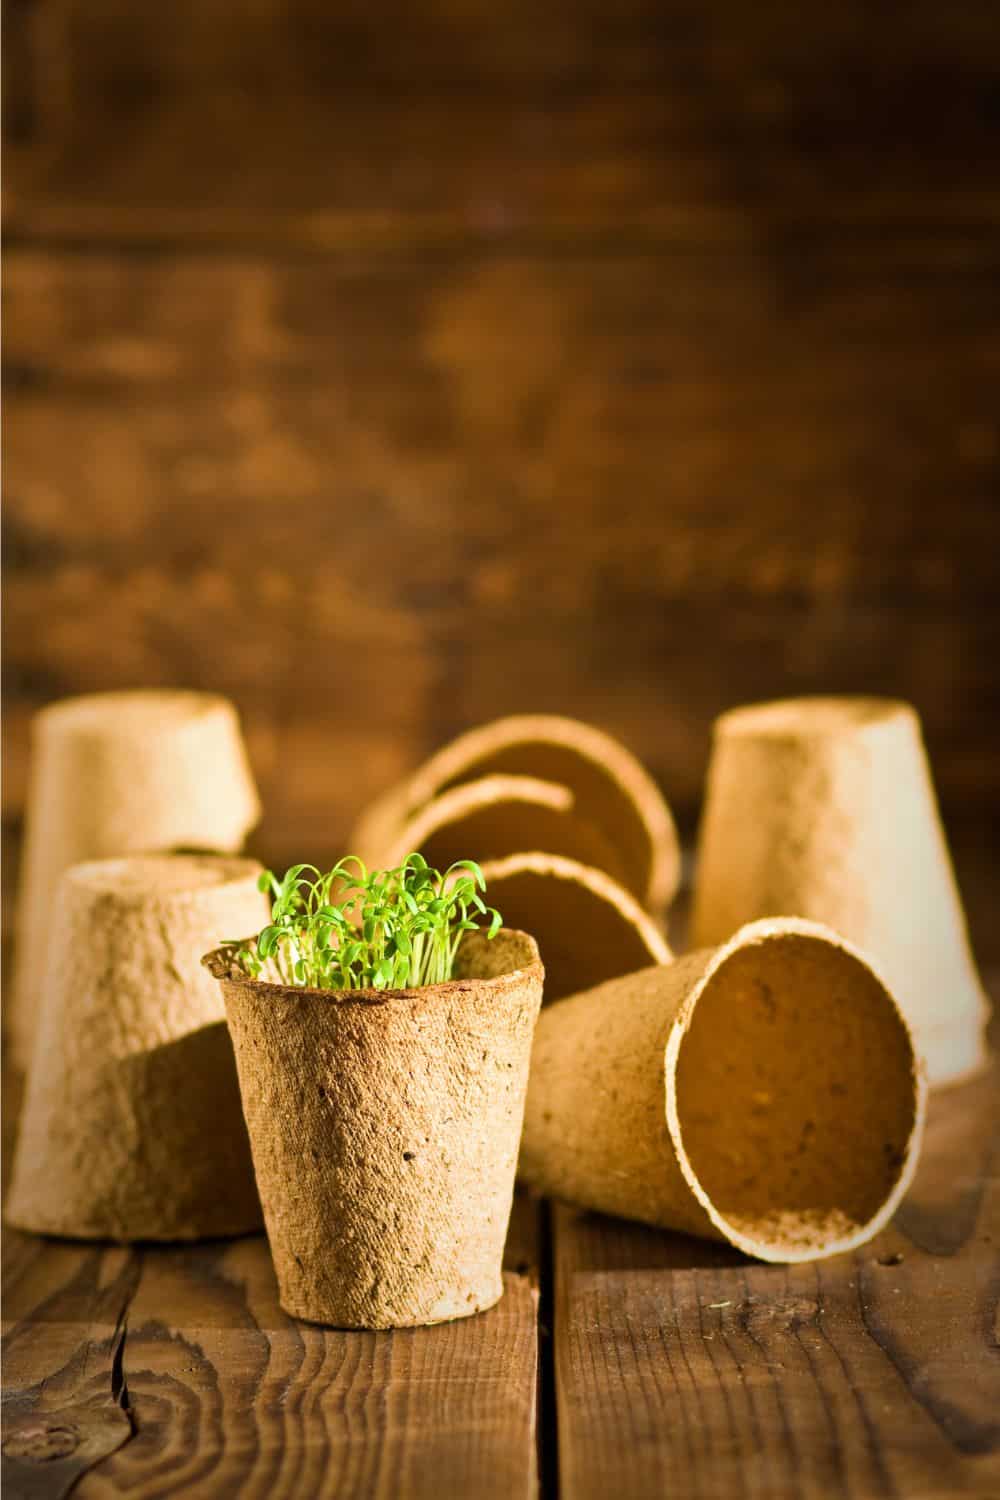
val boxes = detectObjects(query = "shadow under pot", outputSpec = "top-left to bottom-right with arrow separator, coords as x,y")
203,927 -> 544,1329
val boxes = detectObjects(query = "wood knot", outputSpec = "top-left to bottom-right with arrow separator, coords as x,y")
3,1421 -> 80,1463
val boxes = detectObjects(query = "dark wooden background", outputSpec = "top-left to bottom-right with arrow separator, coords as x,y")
4,0 -> 1000,877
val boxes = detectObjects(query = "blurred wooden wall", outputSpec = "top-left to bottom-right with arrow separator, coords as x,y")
4,0 -> 999,870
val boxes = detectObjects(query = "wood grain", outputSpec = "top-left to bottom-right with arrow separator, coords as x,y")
4,240 -> 998,861
1,1238 -> 134,1500
550,1062 -> 1000,1499
4,0 -> 1000,861
5,0 -> 1000,245
1,1192 -> 541,1500
4,9 -> 999,1490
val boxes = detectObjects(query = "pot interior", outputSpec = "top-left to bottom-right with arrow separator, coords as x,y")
435,736 -> 654,903
672,931 -> 919,1255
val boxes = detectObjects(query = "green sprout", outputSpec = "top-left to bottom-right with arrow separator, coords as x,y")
230,854 -> 503,991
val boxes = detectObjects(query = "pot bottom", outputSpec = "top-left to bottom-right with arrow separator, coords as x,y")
278,1277 -> 506,1331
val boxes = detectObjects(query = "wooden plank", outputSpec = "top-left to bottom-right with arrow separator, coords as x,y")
1,1239 -> 135,1500
5,0 -> 1000,245
1,1192 -> 541,1500
551,1060 -> 1000,1499
4,246 -> 998,851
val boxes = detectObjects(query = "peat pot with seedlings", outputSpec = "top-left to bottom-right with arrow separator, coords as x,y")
204,855 -> 543,1329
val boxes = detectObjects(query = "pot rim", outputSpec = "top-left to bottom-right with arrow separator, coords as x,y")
479,850 -> 672,965
201,925 -> 544,1007
662,915 -> 928,1262
403,713 -> 680,912
378,773 -> 574,863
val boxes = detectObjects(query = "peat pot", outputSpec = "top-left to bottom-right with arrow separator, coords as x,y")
479,852 -> 671,1004
11,689 -> 260,1069
7,854 -> 268,1241
204,928 -> 544,1328
350,714 -> 680,919
520,918 -> 926,1263
691,696 -> 990,1087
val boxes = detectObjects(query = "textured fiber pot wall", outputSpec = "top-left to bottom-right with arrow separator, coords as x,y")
205,927 -> 544,1328
11,689 -> 260,1069
8,854 -> 267,1241
351,714 -> 680,918
520,918 -> 925,1263
358,773 -> 635,890
691,696 -> 990,1087
480,852 -> 671,1004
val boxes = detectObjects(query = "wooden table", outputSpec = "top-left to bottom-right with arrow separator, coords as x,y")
2,1053 -> 997,1500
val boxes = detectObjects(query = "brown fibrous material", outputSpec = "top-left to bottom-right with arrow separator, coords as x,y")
7,854 -> 268,1241
520,917 -> 926,1262
691,696 -> 990,1087
349,714 -> 680,917
204,927 -> 544,1328
366,774 -> 636,889
479,852 -> 671,1004
11,690 -> 260,1069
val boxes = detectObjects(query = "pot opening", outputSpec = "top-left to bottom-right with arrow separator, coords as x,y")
670,931 -> 919,1258
397,779 -> 630,891
205,926 -> 541,994
478,857 -> 669,1003
435,737 -> 654,904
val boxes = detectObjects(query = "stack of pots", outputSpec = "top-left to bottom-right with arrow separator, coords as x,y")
352,702 -> 976,1271
10,689 -> 260,1071
8,853 -> 269,1241
349,714 -> 683,1006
